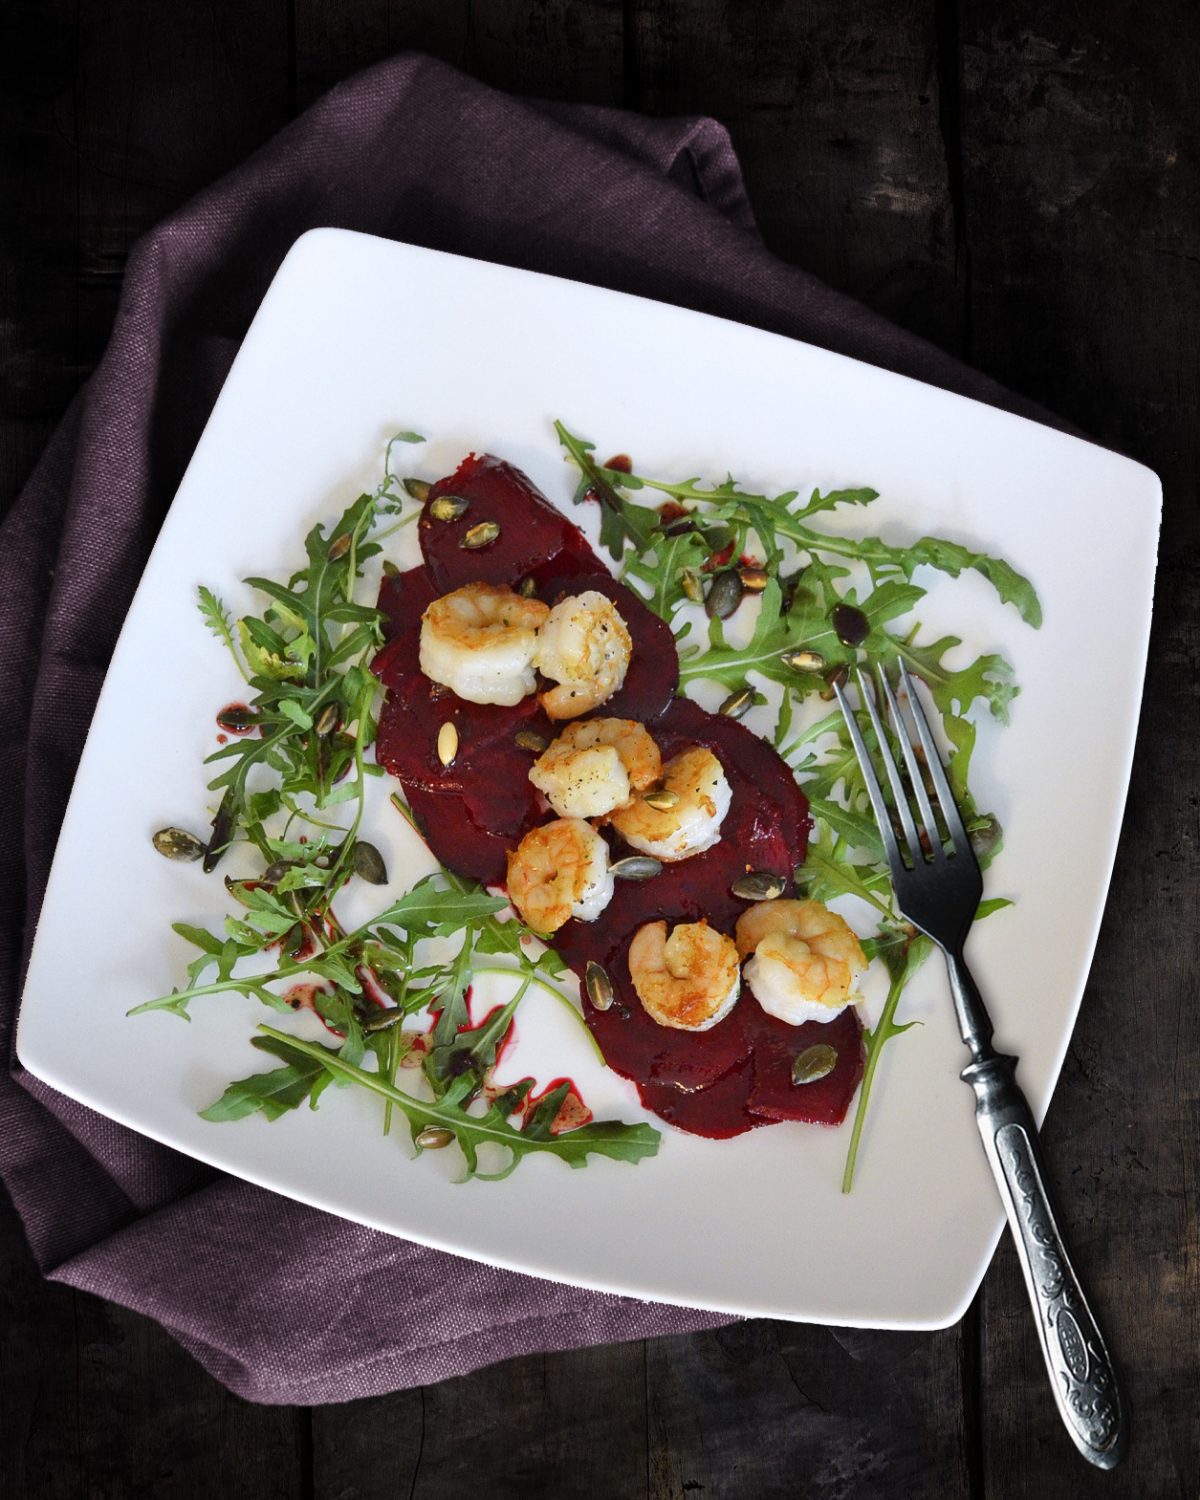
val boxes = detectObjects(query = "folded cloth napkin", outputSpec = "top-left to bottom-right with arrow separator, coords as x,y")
0,52 -> 1064,1405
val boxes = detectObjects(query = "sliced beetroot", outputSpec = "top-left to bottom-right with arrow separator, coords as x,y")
743,1003 -> 865,1126
419,454 -> 590,591
535,569 -> 679,724
373,455 -> 849,1143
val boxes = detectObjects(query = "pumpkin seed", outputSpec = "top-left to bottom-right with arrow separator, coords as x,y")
352,840 -> 388,885
585,960 -> 614,1012
203,791 -> 236,873
403,477 -> 432,502
381,559 -> 400,577
262,859 -> 294,885
730,870 -> 786,902
328,533 -> 353,561
516,576 -> 538,598
792,1044 -> 839,1086
831,601 -> 870,646
739,566 -> 769,592
969,813 -> 1003,861
461,520 -> 500,549
415,1126 -> 455,1150
363,1008 -> 405,1034
152,827 -> 205,862
515,729 -> 548,753
705,569 -> 744,620
718,686 -> 754,720
437,721 -> 459,766
782,648 -> 827,673
609,855 -> 663,882
314,703 -> 339,737
642,788 -> 680,811
216,704 -> 257,732
680,567 -> 705,603
430,494 -> 469,522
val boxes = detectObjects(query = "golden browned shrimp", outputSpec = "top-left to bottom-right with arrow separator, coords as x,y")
535,591 -> 632,720
419,582 -> 549,706
608,746 -> 732,861
734,899 -> 867,1025
506,818 -> 614,934
627,919 -> 741,1031
528,718 -> 662,819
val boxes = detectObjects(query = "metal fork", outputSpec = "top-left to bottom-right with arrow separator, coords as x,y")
835,661 -> 1127,1470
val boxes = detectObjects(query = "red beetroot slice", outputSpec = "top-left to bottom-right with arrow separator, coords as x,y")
420,454 -> 590,591
743,1003 -> 866,1126
403,785 -> 518,887
636,1057 -> 759,1140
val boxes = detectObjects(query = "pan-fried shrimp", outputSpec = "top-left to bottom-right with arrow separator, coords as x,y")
734,899 -> 867,1025
608,747 -> 732,862
528,718 -> 662,819
627,919 -> 741,1031
535,591 -> 632,720
505,818 -> 614,934
419,582 -> 550,706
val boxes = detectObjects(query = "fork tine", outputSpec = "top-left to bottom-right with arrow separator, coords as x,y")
852,667 -> 923,865
897,661 -> 972,860
832,676 -> 904,879
876,666 -> 942,860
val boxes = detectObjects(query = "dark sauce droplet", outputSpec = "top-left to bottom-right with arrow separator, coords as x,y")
831,602 -> 870,647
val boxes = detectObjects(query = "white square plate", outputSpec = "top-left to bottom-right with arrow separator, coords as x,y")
17,230 -> 1160,1328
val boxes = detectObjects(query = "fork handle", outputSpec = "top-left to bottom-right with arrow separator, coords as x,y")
962,1048 -> 1128,1468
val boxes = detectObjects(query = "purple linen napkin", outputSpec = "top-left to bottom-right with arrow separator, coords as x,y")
0,52 -> 1062,1405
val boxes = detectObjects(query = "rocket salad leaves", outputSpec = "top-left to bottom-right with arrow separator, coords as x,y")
138,425 -> 1038,1194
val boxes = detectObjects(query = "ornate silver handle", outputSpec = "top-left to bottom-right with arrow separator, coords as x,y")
962,1049 -> 1128,1468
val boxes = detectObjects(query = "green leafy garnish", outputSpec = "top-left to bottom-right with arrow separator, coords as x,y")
140,445 -> 654,1181
556,424 -> 1040,1191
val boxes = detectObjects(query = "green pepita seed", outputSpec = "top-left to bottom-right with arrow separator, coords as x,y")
382,559 -> 400,577
585,960 -> 614,1012
730,870 -> 786,902
609,855 -> 663,882
739,566 -> 769,592
415,1126 -> 455,1150
262,859 -> 294,885
461,520 -> 500,549
516,576 -> 538,598
718,686 -> 754,720
681,567 -> 705,603
430,494 -> 469,522
216,704 -> 258,732
792,1044 -> 839,1086
364,1008 -> 405,1034
642,788 -> 680,811
403,477 -> 432,502
705,569 -> 744,620
782,649 -> 827,673
352,840 -> 388,885
328,532 -> 352,561
515,730 -> 548,753
152,827 -> 205,862
437,721 -> 459,766
314,703 -> 339,737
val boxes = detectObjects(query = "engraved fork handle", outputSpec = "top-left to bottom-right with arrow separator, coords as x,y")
948,952 -> 1128,1469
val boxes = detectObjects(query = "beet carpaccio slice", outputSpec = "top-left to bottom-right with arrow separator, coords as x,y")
373,454 -> 864,1138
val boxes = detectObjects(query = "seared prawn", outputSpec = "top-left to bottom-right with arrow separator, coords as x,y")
506,818 -> 614,934
419,582 -> 549,706
535,591 -> 632,720
627,919 -> 741,1031
608,746 -> 732,861
735,899 -> 867,1025
528,718 -> 662,819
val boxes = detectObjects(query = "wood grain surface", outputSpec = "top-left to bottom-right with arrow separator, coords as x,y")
2,3 -> 1196,1496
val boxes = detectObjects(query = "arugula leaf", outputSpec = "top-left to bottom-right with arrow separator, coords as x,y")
200,1035 -> 327,1122
254,1026 -> 660,1179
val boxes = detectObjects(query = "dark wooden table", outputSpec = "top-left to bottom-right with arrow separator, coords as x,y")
2,4 -> 1197,1496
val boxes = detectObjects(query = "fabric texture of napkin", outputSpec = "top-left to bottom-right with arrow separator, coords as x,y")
0,52 -> 1063,1405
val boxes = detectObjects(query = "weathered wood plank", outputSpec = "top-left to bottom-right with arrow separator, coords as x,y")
959,5 -> 1200,1496
628,0 -> 965,354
